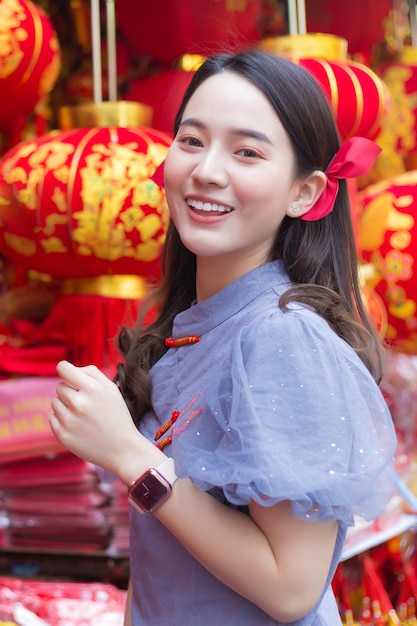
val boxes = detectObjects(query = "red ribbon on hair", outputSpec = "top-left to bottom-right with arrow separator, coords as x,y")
151,160 -> 165,188
301,137 -> 381,221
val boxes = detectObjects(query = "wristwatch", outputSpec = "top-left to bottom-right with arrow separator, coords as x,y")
128,457 -> 178,514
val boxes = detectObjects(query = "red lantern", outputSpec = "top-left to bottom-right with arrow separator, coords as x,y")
115,0 -> 262,64
358,171 -> 417,354
0,0 -> 61,133
126,69 -> 195,134
298,58 -> 388,142
0,126 -> 172,283
257,36 -> 388,143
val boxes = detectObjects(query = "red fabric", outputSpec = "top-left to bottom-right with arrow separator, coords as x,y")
302,137 -> 382,221
0,294 -> 146,378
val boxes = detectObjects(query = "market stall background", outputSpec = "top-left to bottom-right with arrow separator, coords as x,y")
1,0 -> 417,624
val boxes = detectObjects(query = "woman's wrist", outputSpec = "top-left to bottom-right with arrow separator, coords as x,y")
114,436 -> 168,486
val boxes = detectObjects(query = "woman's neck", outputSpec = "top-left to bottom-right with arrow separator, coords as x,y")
195,255 -> 266,302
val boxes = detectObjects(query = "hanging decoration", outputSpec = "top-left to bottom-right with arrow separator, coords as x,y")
0,124 -> 171,374
346,1 -> 412,189
0,0 -> 61,135
299,57 -> 388,142
258,33 -> 388,143
0,0 -> 174,375
0,126 -> 171,283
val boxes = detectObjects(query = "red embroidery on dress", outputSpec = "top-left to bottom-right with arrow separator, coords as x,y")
153,393 -> 203,450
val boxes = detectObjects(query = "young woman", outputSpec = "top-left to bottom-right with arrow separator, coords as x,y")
50,51 -> 396,625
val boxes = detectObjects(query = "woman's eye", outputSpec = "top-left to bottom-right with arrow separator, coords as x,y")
180,136 -> 203,147
237,148 -> 260,158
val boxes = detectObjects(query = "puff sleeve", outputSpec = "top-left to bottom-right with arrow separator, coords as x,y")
172,306 -> 397,526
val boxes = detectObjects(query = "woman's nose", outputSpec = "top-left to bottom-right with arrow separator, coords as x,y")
191,149 -> 228,187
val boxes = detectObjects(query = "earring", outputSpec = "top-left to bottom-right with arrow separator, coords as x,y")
289,202 -> 300,214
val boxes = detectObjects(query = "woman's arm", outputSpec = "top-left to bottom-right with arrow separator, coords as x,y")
50,361 -> 338,623
155,479 -> 337,622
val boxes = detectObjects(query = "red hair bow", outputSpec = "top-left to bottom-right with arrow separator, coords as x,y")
301,137 -> 381,221
151,160 -> 165,188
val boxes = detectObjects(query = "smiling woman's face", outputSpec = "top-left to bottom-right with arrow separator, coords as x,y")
163,71 -> 299,271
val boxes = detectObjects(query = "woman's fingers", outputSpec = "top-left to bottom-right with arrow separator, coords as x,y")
56,360 -> 110,390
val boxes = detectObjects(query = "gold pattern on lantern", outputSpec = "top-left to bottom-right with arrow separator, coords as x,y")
382,66 -> 417,153
4,232 -> 36,256
51,187 -> 68,213
0,0 -> 27,79
43,212 -> 69,236
359,191 -> 414,252
390,229 -> 412,250
358,176 -> 417,346
0,135 -> 169,264
41,236 -> 67,254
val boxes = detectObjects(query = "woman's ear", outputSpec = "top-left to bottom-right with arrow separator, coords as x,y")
286,170 -> 327,219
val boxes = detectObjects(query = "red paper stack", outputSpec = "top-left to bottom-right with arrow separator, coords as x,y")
0,377 -> 64,463
0,377 -> 113,552
100,477 -> 130,553
0,494 -> 6,549
0,453 -> 113,551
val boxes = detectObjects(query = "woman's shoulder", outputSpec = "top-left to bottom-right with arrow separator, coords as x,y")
239,294 -> 353,362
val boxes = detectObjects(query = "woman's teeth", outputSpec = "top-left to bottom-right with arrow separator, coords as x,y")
187,200 -> 232,213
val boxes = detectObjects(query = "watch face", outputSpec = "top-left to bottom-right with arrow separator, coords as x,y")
129,469 -> 171,513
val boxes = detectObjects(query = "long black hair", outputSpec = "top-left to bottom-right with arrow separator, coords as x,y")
116,50 -> 383,425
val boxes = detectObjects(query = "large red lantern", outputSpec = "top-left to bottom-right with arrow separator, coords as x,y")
357,171 -> 417,354
0,0 -> 61,133
0,126 -> 172,283
257,37 -> 388,143
298,58 -> 388,141
115,0 -> 262,64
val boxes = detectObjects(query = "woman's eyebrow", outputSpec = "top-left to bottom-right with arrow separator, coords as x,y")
179,118 -> 272,144
178,117 -> 205,130
232,128 -> 272,144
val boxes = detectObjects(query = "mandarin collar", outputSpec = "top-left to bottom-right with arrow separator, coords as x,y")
172,261 -> 291,337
